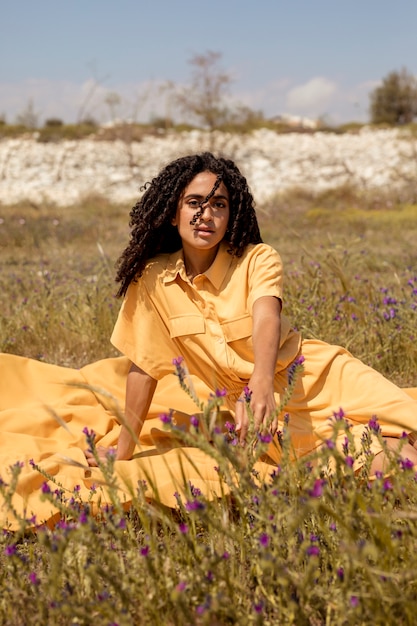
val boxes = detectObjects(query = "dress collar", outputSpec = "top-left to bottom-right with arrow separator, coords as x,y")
162,241 -> 233,289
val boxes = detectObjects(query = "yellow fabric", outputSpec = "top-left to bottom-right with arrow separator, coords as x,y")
274,340 -> 417,462
0,354 -> 245,529
111,242 -> 301,390
0,351 -> 416,530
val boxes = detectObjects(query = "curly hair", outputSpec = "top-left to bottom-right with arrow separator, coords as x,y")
115,152 -> 262,296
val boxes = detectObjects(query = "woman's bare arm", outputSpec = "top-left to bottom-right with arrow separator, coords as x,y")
116,363 -> 157,459
235,295 -> 281,443
85,362 -> 157,466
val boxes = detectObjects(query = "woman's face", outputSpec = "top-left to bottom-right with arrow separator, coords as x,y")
172,171 -> 230,257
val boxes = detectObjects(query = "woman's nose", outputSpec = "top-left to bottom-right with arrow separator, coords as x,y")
199,203 -> 212,219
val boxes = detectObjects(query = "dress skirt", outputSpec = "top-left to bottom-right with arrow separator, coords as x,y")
1,348 -> 416,529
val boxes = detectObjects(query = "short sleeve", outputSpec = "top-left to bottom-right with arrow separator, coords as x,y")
246,245 -> 284,313
110,278 -> 177,380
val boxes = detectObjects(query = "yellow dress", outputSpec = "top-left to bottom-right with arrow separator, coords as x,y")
0,355 -> 239,529
111,241 -> 417,459
1,242 -> 416,528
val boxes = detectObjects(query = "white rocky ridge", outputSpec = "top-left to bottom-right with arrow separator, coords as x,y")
0,128 -> 415,206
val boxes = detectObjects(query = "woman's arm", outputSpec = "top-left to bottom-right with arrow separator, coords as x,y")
235,295 -> 281,443
85,362 -> 157,466
117,363 -> 158,459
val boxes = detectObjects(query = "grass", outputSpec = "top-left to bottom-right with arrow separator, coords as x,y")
1,184 -> 417,624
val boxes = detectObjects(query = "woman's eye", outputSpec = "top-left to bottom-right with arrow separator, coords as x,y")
188,200 -> 199,207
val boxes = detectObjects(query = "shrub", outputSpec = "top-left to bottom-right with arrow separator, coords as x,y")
370,68 -> 417,125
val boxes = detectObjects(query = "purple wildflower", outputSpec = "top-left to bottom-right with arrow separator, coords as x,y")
306,545 -> 320,557
189,482 -> 202,497
333,407 -> 346,420
178,523 -> 188,534
41,482 -> 51,494
253,600 -> 264,614
258,432 -> 272,444
82,427 -> 96,451
287,355 -> 305,385
383,478 -> 393,491
4,544 -> 16,556
185,500 -> 205,512
78,511 -> 88,525
259,532 -> 270,548
215,388 -> 227,397
400,458 -> 414,471
172,356 -> 186,384
196,596 -> 211,614
308,478 -> 325,498
29,572 -> 40,586
159,411 -> 172,425
97,591 -> 110,601
140,546 -> 149,557
224,420 -> 238,445
368,416 -> 380,433
190,415 -> 199,428
350,596 -> 359,607
243,385 -> 252,402
337,567 -> 344,581
345,456 -> 354,468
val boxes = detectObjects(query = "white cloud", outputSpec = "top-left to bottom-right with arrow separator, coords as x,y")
235,79 -> 291,118
286,77 -> 338,115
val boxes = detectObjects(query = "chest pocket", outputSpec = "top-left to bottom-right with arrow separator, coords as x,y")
221,314 -> 253,343
169,314 -> 206,338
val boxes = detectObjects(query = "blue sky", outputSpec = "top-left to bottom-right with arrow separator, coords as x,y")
2,0 -> 417,125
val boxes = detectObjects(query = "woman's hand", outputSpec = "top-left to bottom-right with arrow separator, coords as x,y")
84,445 -> 116,467
235,375 -> 277,444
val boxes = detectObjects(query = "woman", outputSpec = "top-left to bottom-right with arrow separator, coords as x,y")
83,152 -> 417,472
1,152 -> 416,528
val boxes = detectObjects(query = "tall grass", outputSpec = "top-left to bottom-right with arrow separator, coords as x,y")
1,186 -> 417,624
2,186 -> 414,382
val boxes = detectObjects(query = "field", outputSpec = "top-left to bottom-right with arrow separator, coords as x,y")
1,186 -> 417,624
1,186 -> 416,383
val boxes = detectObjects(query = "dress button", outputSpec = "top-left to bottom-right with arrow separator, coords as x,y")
217,337 -> 224,344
